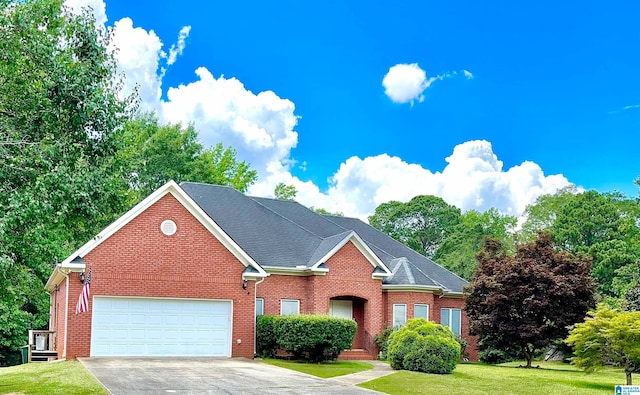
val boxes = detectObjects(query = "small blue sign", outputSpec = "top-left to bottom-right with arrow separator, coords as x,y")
616,385 -> 640,395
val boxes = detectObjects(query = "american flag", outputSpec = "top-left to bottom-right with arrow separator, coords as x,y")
75,267 -> 92,314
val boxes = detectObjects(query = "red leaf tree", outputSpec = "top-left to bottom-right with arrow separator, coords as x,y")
464,233 -> 595,367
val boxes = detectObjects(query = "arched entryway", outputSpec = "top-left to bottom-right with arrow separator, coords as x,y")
329,296 -> 366,349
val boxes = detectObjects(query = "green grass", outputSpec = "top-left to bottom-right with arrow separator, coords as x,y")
260,358 -> 374,378
0,360 -> 108,395
359,361 -> 627,395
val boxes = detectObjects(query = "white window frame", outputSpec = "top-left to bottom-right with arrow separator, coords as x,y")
280,299 -> 300,316
393,304 -> 407,328
255,298 -> 264,316
414,304 -> 429,320
441,308 -> 462,336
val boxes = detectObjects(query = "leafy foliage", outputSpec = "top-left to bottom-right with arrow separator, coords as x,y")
434,208 -> 516,280
270,315 -> 356,362
256,315 -> 278,358
369,196 -> 461,259
464,233 -> 595,368
550,191 -> 640,296
119,114 -> 257,202
0,0 -> 134,365
273,183 -> 297,201
567,304 -> 640,385
374,326 -> 394,360
387,319 -> 460,374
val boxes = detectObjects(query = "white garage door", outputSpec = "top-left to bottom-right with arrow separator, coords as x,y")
91,297 -> 232,357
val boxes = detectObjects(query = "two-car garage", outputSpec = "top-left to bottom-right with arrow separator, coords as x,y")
90,297 -> 232,357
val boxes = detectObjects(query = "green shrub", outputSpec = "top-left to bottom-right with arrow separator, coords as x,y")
273,314 -> 356,362
387,318 -> 460,374
374,326 -> 394,360
256,315 -> 278,358
455,335 -> 469,361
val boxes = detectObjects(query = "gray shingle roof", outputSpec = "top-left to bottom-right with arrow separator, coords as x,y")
180,182 -> 467,293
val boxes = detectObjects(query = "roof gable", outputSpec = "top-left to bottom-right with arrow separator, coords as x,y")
46,181 -> 267,290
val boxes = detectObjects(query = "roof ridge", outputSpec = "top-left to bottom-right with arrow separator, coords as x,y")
248,196 -> 326,239
180,181 -> 240,191
325,216 -> 409,262
251,197 -> 353,239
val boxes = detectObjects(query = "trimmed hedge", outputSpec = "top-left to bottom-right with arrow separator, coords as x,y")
256,314 -> 356,362
387,318 -> 460,374
256,315 -> 278,358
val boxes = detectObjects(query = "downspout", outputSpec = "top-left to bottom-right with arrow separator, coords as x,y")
62,275 -> 69,359
253,277 -> 266,356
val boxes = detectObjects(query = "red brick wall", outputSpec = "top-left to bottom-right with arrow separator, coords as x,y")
317,242 -> 384,343
258,275 -> 309,315
64,193 -> 256,359
382,291 -> 478,361
383,291 -> 436,325
433,296 -> 478,362
258,241 -> 384,351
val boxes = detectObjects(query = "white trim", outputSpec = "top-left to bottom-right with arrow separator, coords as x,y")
308,232 -> 392,276
262,266 -> 327,276
392,303 -> 407,328
254,277 -> 266,356
63,276 -> 69,359
280,299 -> 300,316
383,284 -> 446,292
255,298 -> 264,316
441,308 -> 462,336
414,303 -> 429,320
45,181 -> 267,291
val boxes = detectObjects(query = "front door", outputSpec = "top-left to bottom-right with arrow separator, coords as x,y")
330,300 -> 353,320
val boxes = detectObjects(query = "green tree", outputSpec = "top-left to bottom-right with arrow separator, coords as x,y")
273,183 -> 297,201
311,207 -> 344,216
519,186 -> 578,242
464,233 -> 595,368
119,114 -> 257,202
434,208 -> 516,279
0,0 -> 135,364
567,304 -> 640,385
369,196 -> 461,259
551,191 -> 640,296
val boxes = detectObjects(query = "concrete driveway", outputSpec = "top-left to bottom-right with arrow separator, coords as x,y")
80,357 -> 384,395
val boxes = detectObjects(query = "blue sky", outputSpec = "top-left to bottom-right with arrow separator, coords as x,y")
71,0 -> 639,218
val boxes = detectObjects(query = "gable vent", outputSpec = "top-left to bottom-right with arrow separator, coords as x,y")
160,220 -> 177,236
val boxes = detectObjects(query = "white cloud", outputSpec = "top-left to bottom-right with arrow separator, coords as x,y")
382,63 -> 434,104
256,140 -> 571,221
161,67 -> 298,177
109,18 -> 164,110
70,0 -> 569,224
167,26 -> 191,66
382,63 -> 473,105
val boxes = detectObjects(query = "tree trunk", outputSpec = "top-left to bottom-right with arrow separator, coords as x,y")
524,349 -> 533,368
626,370 -> 632,385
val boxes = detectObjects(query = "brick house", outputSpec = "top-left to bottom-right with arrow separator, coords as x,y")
45,181 -> 478,361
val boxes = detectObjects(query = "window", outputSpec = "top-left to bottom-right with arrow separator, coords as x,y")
255,298 -> 264,316
280,299 -> 300,316
441,308 -> 461,336
414,304 -> 429,320
393,304 -> 407,328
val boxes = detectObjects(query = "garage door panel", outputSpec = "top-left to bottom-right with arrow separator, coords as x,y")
91,297 -> 232,357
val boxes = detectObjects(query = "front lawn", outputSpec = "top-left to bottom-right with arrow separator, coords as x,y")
260,358 -> 373,378
0,360 -> 108,395
359,361 -> 625,395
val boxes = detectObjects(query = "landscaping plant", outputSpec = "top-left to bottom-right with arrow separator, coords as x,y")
387,318 -> 460,374
258,314 -> 356,362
